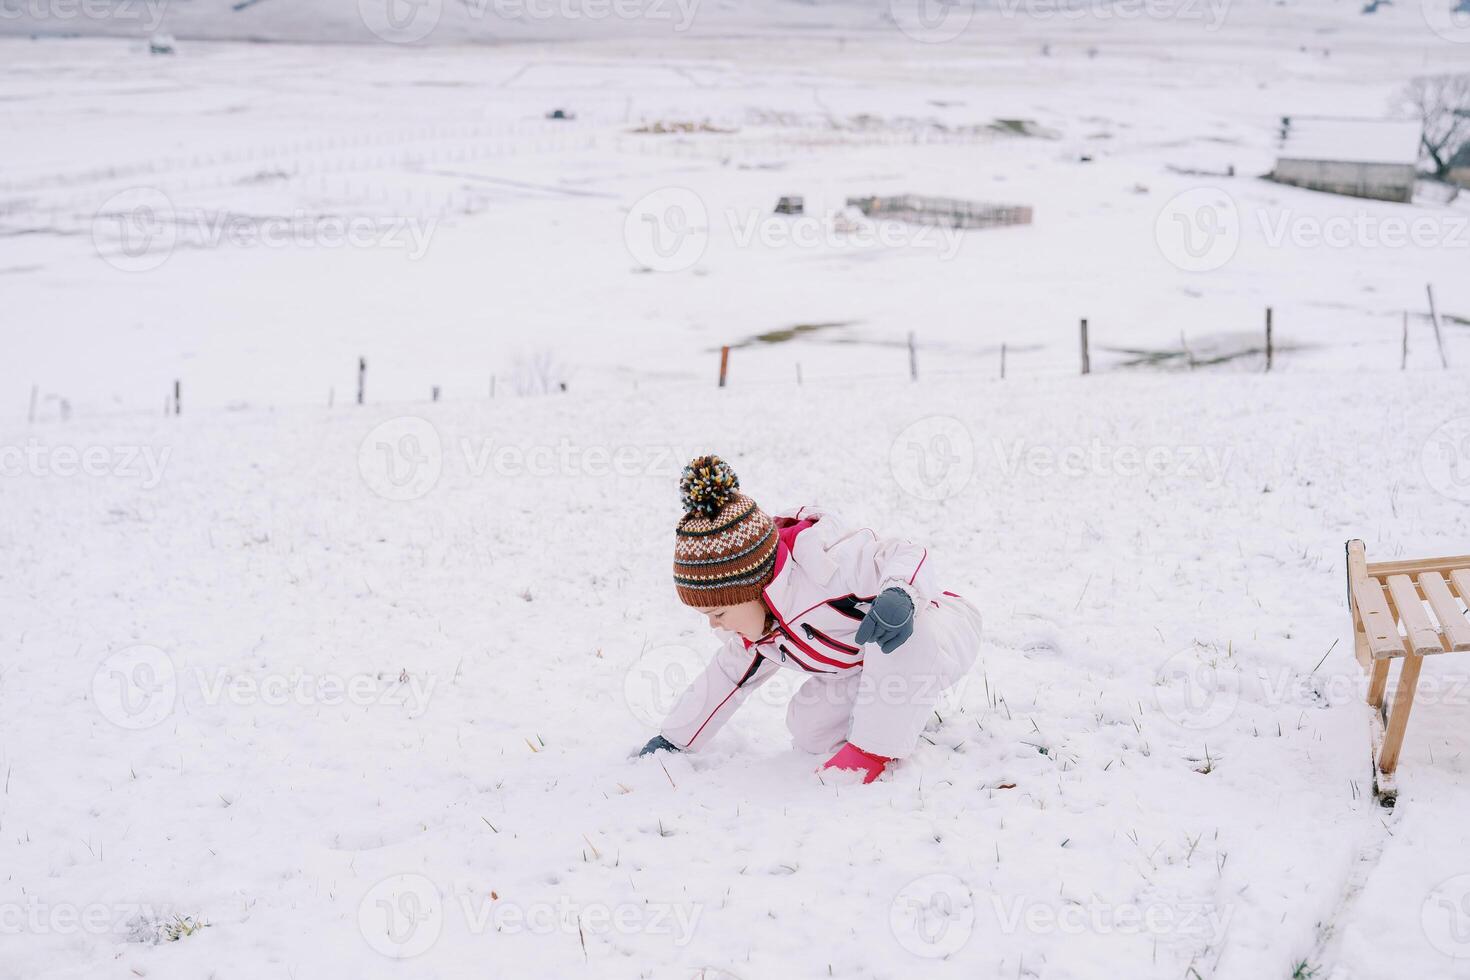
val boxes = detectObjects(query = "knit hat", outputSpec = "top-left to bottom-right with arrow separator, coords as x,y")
673,455 -> 778,607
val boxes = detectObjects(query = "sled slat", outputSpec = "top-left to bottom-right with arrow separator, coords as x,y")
1353,579 -> 1405,660
1451,569 -> 1470,608
1420,572 -> 1470,652
1386,574 -> 1443,656
1366,554 -> 1470,578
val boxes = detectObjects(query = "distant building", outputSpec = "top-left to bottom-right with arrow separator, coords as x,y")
1448,141 -> 1470,190
1270,116 -> 1422,203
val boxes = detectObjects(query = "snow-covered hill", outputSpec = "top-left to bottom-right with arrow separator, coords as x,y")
0,0 -> 1424,44
3,370 -> 1470,979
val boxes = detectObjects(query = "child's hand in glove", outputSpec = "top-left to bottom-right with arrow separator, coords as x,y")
855,587 -> 915,653
638,735 -> 681,757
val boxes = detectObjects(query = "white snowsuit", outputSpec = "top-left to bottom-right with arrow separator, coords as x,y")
660,507 -> 983,759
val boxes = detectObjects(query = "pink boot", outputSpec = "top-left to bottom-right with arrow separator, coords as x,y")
820,743 -> 892,784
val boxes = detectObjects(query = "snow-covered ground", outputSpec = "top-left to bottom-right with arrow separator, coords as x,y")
3,7 -> 1470,980
3,20 -> 1469,420
4,372 -> 1470,980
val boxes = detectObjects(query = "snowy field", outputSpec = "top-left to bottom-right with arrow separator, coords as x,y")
4,4 -> 1470,980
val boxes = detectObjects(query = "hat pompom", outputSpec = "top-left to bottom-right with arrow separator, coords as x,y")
680,455 -> 740,519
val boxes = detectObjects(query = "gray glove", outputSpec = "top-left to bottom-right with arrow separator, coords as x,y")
854,588 -> 915,654
639,735 -> 681,757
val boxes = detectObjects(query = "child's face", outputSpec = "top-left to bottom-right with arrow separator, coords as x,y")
695,600 -> 770,640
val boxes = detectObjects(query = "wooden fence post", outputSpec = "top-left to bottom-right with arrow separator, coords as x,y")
357,357 -> 367,405
1401,312 -> 1409,371
1080,319 -> 1090,375
796,362 -> 803,386
1427,284 -> 1448,369
1265,307 -> 1273,373
718,346 -> 730,388
173,380 -> 181,416
432,385 -> 440,402
908,331 -> 918,381
1000,343 -> 1007,380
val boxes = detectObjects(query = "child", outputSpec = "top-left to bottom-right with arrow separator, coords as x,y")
637,455 -> 983,783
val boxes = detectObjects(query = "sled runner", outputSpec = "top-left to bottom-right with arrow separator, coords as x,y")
1346,540 -> 1470,804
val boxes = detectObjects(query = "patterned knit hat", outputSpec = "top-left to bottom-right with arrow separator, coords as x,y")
673,455 -> 778,607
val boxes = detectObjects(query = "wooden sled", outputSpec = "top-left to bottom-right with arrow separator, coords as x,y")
1346,540 -> 1470,805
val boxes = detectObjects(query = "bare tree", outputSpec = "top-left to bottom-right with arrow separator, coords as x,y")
1397,74 -> 1470,178
511,348 -> 570,396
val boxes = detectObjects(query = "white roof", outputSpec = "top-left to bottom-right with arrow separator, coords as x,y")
1278,117 -> 1422,166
